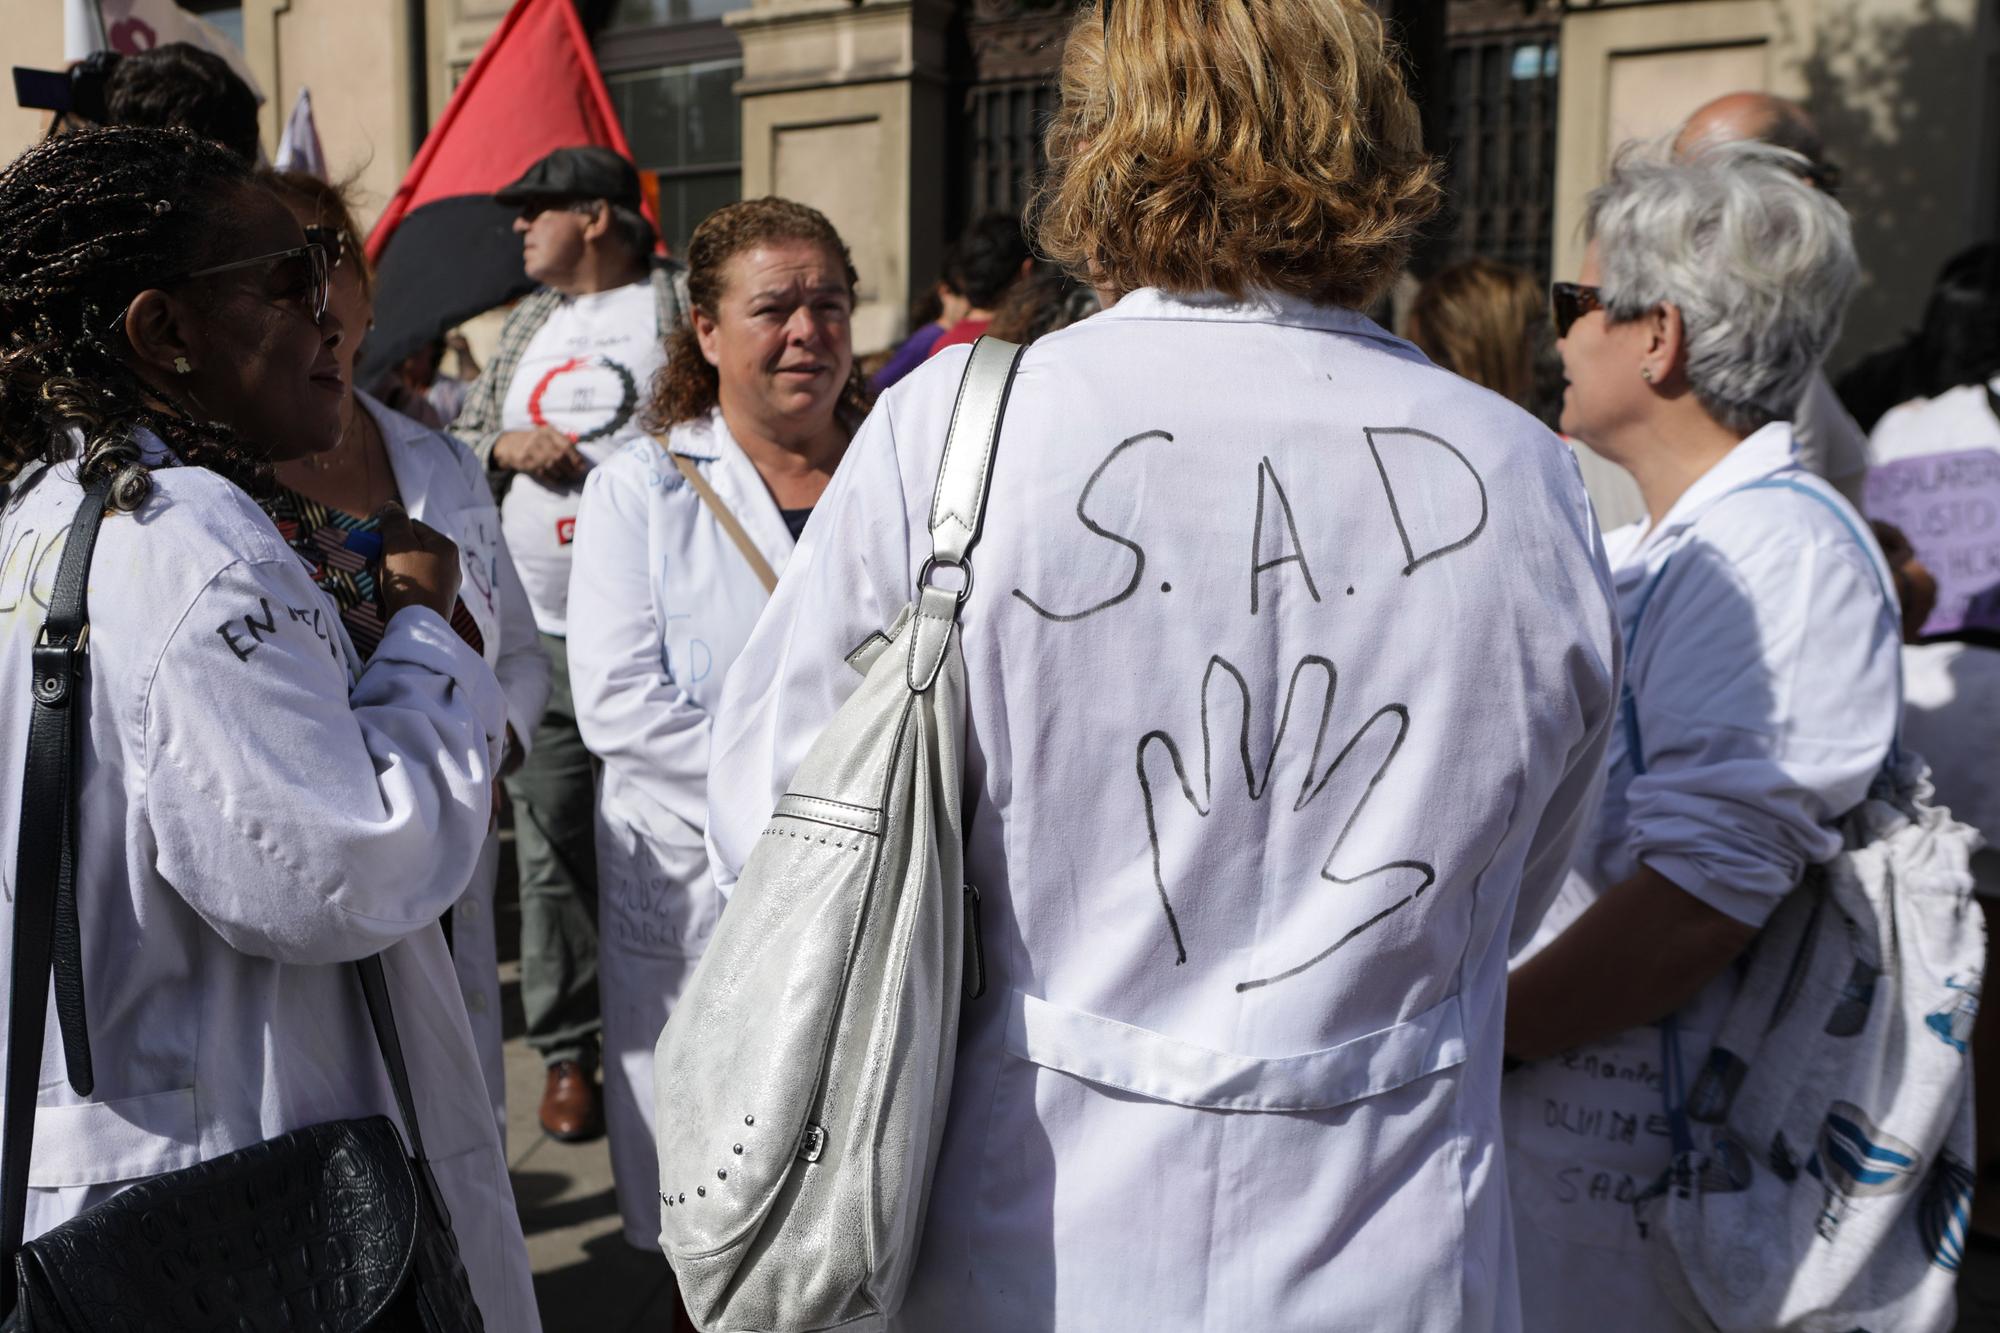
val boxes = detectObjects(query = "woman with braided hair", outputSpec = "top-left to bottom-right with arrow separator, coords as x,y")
0,129 -> 540,1330
566,196 -> 869,1249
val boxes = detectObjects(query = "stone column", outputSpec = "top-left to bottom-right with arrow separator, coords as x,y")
728,0 -> 955,355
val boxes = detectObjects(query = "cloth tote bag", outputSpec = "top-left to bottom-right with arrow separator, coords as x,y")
1631,476 -> 1984,1333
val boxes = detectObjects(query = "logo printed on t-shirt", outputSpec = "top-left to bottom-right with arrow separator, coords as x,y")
527,355 -> 641,445
556,517 -> 577,546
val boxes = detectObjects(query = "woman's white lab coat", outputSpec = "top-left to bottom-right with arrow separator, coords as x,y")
365,391 -> 553,1146
567,408 -> 795,1247
1502,424 -> 1901,1332
705,290 -> 1621,1331
0,435 -> 541,1331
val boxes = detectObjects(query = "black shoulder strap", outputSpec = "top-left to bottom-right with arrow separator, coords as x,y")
2,474 -> 112,1308
354,955 -> 454,1229
1,478 -> 455,1313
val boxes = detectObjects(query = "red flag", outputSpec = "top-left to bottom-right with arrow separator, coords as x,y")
366,0 -> 633,261
358,0 -> 649,386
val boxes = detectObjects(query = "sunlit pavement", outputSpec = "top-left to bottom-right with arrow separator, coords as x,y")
494,834 -> 684,1333
489,830 -> 2000,1333
500,954 -> 682,1333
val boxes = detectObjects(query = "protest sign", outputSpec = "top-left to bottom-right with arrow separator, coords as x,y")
1864,447 -> 2000,638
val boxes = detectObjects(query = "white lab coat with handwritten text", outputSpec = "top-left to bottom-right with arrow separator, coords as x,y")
707,290 -> 1621,1331
1503,424 -> 1900,1333
0,436 -> 540,1331
567,408 -> 794,1247
367,391 -> 552,1147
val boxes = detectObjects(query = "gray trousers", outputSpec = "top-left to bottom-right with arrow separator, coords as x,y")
508,632 -> 602,1068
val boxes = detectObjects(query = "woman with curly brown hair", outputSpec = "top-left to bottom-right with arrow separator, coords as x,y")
565,195 -> 870,1249
701,0 -> 1619,1326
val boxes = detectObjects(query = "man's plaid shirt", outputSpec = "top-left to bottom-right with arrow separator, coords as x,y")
453,259 -> 693,471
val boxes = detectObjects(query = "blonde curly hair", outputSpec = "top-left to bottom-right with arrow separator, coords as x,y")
1034,0 -> 1442,310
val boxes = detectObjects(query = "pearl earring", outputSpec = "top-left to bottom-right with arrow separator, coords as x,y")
1640,367 -> 1654,382
173,356 -> 192,375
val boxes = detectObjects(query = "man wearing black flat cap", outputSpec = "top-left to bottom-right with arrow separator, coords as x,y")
454,145 -> 690,1145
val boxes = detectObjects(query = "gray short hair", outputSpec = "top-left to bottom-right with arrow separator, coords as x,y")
1585,140 -> 1858,433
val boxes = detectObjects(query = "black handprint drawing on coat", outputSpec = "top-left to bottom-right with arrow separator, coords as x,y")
1137,654 -> 1436,992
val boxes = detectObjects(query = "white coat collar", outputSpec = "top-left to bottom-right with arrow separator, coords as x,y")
666,409 -> 798,576
1094,286 -> 1412,349
1635,420 -> 1798,556
359,390 -> 454,523
662,408 -> 723,462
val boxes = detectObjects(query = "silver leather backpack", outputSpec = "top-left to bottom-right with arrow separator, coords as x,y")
653,337 -> 1023,1332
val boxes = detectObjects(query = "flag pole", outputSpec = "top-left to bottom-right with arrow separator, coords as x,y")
63,0 -> 109,61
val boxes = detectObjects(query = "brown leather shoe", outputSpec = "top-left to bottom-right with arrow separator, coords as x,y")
540,1060 -> 604,1142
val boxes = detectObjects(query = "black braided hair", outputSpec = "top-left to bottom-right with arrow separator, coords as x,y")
0,126 -> 272,509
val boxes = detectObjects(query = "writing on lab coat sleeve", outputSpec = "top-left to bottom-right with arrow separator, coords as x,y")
1624,516 -> 1898,927
704,395 -> 913,890
567,465 -> 715,834
145,556 -> 507,964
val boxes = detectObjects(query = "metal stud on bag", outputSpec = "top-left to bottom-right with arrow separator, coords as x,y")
798,1124 -> 826,1163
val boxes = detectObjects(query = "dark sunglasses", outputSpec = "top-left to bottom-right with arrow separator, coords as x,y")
514,198 -> 600,225
1550,282 -> 1603,339
109,241 -> 332,335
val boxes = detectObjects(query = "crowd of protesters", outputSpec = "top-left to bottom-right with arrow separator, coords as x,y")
0,4 -> 1996,1331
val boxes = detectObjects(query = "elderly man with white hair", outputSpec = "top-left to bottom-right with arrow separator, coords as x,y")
1499,141 -> 1901,1332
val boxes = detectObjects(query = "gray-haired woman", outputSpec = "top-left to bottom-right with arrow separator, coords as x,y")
1501,142 -> 1900,1330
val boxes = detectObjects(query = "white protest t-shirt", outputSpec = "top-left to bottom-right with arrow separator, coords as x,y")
1870,377 -> 2000,899
1869,375 -> 2000,465
500,279 -> 665,634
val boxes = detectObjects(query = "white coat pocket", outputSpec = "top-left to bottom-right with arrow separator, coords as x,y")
1003,988 -> 1467,1112
599,814 -> 723,962
961,989 -> 1480,1331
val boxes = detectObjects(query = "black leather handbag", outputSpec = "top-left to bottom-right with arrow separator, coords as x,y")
0,475 -> 487,1331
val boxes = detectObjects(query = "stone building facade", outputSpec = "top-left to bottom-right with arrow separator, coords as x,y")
2,0 -> 1994,368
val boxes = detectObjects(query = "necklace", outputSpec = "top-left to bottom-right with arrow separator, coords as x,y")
310,401 -> 364,472
307,398 -> 382,515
